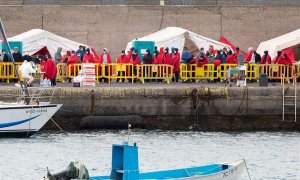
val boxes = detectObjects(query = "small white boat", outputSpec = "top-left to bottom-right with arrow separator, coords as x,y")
0,19 -> 62,138
0,90 -> 62,137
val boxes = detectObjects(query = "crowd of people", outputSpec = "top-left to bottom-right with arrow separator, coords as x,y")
0,44 -> 296,86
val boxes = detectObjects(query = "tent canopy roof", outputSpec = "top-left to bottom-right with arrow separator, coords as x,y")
257,29 -> 300,58
8,29 -> 88,59
126,27 -> 231,55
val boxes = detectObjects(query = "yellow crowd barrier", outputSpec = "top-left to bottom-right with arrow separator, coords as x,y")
218,64 -> 237,81
100,63 -> 135,83
259,64 -> 295,82
57,63 -> 67,82
180,63 -> 219,81
139,64 -> 173,83
0,62 -> 299,83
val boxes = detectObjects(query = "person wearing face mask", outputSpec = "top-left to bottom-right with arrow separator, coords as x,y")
161,47 -> 171,64
98,48 -> 112,83
82,48 -> 94,63
171,48 -> 180,82
273,51 -> 283,64
142,49 -> 153,83
152,50 -> 161,82
260,51 -> 271,64
117,50 -> 129,83
67,50 -> 79,83
130,50 -> 140,83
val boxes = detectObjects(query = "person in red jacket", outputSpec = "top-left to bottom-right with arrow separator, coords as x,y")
130,50 -> 140,83
226,50 -> 237,64
67,50 -> 79,83
117,50 -> 128,83
278,53 -> 292,66
260,51 -> 271,64
162,47 -> 171,64
82,48 -> 94,63
171,48 -> 180,82
273,51 -> 283,64
44,55 -> 57,86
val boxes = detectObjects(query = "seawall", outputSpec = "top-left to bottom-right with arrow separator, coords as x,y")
1,85 -> 299,131
1,5 -> 300,57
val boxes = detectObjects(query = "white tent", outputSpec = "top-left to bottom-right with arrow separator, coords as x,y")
8,29 -> 88,59
257,29 -> 300,59
126,27 -> 231,55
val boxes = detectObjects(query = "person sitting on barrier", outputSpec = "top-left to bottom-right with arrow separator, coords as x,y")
171,48 -> 180,82
226,50 -> 237,64
44,55 -> 57,87
260,51 -> 271,64
82,48 -> 94,63
117,50 -> 129,83
181,47 -> 192,64
67,50 -> 79,83
12,47 -> 23,62
130,49 -> 141,83
55,47 -> 62,64
273,51 -> 283,64
19,60 -> 35,86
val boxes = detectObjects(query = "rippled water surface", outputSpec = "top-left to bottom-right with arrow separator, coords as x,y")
0,130 -> 299,180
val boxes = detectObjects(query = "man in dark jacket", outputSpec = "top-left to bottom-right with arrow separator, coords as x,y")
12,47 -> 23,62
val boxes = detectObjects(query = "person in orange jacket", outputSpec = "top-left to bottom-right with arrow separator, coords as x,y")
82,48 -> 94,63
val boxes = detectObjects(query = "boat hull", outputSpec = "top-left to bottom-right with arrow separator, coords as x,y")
0,103 -> 62,138
90,160 -> 245,180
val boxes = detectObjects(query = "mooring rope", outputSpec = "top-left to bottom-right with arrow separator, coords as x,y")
244,159 -> 252,180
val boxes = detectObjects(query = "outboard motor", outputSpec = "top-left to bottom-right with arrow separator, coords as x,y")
44,162 -> 89,180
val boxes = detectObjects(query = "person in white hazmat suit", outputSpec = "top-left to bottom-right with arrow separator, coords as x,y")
19,60 -> 35,85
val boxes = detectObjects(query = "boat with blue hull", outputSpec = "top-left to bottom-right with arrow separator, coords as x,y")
90,143 -> 245,180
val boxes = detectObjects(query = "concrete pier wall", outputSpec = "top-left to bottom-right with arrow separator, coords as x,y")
1,5 -> 300,58
1,86 -> 299,130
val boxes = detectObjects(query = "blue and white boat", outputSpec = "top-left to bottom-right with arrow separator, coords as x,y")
88,142 -> 246,180
0,19 -> 62,138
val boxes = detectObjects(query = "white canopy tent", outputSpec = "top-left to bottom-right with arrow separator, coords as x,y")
8,29 -> 88,59
126,27 -> 231,55
257,29 -> 300,59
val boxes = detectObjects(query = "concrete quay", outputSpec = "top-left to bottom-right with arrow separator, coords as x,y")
0,82 -> 299,131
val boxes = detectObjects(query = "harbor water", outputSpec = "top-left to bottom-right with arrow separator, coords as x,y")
0,130 -> 299,180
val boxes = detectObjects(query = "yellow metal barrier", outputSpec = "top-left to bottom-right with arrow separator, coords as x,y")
258,64 -> 295,82
0,62 -> 15,82
139,64 -> 173,83
101,63 -> 135,83
57,63 -> 67,82
180,63 -> 218,81
67,63 -> 82,79
245,64 -> 258,80
218,64 -> 237,81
